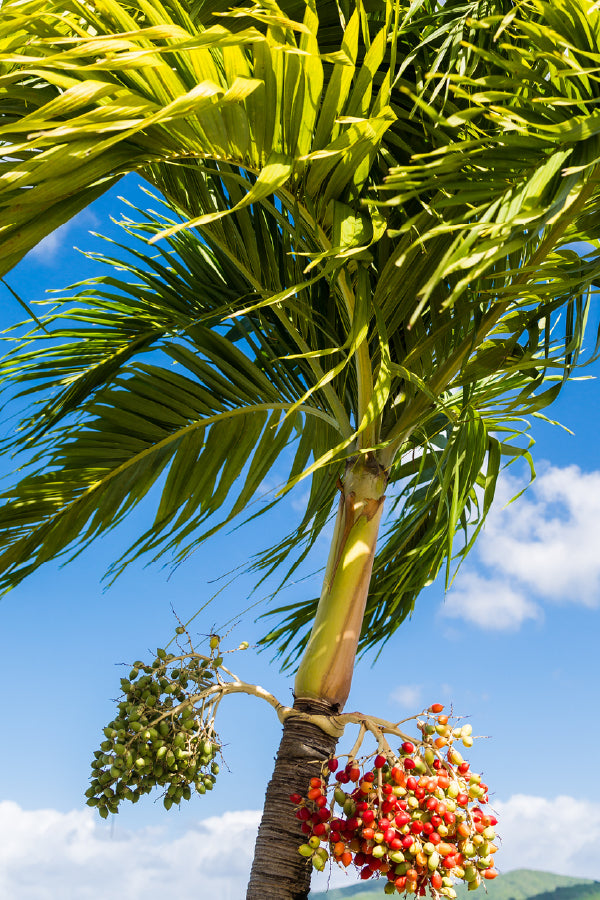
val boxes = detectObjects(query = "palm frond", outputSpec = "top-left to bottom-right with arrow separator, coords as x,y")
0,202 -> 349,591
1,0 -> 600,664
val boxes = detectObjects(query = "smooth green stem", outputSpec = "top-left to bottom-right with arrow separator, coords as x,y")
294,453 -> 387,709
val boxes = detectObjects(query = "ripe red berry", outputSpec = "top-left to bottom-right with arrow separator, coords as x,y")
327,758 -> 339,772
403,758 -> 416,770
289,793 -> 302,805
429,703 -> 444,713
406,776 -> 418,791
375,754 -> 387,768
336,772 -> 350,784
401,741 -> 415,754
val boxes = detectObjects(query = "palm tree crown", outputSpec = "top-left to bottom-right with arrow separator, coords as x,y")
1,0 -> 599,660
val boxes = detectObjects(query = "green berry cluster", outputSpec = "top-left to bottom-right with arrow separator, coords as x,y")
86,635 -> 223,817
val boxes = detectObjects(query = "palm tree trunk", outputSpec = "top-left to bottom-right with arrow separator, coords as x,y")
247,454 -> 387,898
246,697 -> 339,899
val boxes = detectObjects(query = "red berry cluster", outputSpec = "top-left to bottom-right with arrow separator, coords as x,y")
290,705 -> 499,897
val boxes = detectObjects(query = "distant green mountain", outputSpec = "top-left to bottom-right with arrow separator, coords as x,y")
311,870 -> 598,900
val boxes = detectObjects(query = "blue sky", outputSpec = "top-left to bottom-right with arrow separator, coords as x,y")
0,180 -> 599,897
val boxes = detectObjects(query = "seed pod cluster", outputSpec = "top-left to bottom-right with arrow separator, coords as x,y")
86,640 -> 223,817
291,704 -> 499,896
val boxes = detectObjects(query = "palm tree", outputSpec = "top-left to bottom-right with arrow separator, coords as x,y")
1,0 -> 600,895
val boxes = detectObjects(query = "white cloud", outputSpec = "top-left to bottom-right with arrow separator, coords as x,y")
0,802 -> 260,899
0,800 -> 355,898
2,794 -> 600,895
479,466 -> 600,605
441,572 -> 542,630
442,464 -> 600,630
493,793 -> 600,879
28,209 -> 99,266
390,684 -> 423,707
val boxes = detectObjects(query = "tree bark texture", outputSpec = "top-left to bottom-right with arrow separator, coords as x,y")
246,697 -> 339,899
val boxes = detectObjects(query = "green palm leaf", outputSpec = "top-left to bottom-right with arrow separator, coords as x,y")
1,0 -> 600,657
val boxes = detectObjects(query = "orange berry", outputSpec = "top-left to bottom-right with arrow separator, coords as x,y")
437,842 -> 454,857
483,868 -> 499,880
